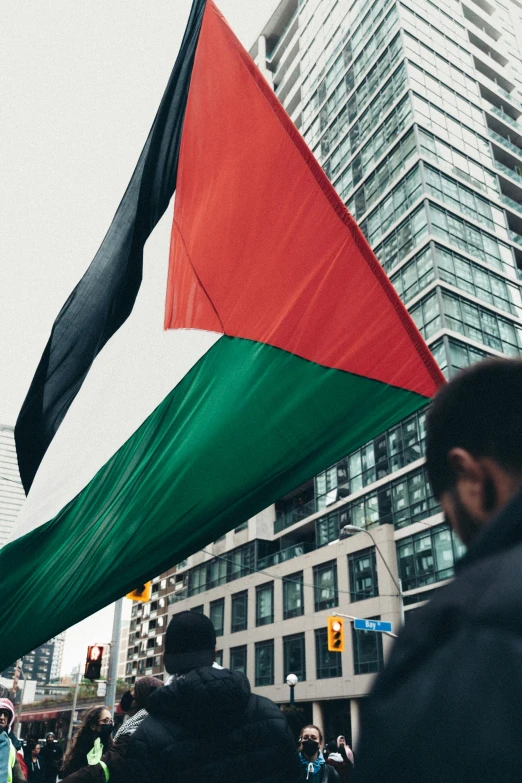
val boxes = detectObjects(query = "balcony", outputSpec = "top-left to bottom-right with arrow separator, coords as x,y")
275,496 -> 317,533
257,541 -> 316,570
168,589 -> 188,604
485,102 -> 522,134
502,194 -> 522,217
497,86 -> 522,113
489,129 -> 522,160
509,230 -> 522,247
495,160 -> 522,187
462,2 -> 501,40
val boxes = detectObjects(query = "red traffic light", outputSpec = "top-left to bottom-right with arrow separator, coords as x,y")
85,644 -> 104,680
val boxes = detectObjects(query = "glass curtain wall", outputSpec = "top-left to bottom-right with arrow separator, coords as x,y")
294,0 -> 522,568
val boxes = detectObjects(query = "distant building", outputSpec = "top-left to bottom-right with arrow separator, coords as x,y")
118,621 -> 130,680
0,424 -> 25,547
2,641 -> 55,686
49,633 -> 66,682
125,568 -> 175,680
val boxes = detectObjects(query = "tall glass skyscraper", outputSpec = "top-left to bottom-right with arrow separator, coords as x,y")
125,0 -> 522,742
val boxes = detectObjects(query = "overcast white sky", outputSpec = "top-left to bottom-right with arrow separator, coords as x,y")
1,0 -> 277,676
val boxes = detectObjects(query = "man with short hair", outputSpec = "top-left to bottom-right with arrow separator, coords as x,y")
356,358 -> 522,782
122,610 -> 300,783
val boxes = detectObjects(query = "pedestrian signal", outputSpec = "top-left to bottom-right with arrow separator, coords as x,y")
327,616 -> 345,652
126,582 -> 152,602
85,644 -> 104,680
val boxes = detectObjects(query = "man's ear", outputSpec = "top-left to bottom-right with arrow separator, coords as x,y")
447,448 -> 483,485
447,448 -> 490,518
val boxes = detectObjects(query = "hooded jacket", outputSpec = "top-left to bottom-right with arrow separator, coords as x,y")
120,666 -> 300,783
356,485 -> 522,782
0,699 -> 25,783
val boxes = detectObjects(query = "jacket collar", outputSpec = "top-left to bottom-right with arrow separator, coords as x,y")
457,483 -> 522,571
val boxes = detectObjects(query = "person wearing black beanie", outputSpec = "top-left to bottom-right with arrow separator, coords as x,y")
114,610 -> 300,783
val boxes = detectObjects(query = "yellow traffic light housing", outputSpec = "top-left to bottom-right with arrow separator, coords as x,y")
126,582 -> 152,602
85,644 -> 104,680
327,616 -> 345,652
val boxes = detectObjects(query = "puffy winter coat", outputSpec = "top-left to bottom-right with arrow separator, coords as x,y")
356,485 -> 522,782
119,666 -> 300,783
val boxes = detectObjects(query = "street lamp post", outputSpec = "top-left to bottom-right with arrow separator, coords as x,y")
342,524 -> 405,626
286,673 -> 298,705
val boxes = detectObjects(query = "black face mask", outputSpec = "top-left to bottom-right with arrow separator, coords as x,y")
99,724 -> 113,744
120,690 -> 134,713
302,739 -> 319,757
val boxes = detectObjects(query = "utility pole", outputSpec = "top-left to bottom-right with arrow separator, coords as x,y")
105,597 -> 124,717
67,666 -> 81,747
14,661 -> 26,738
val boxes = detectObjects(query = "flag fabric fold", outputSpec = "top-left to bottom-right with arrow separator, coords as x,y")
15,0 -> 207,494
1,0 -> 445,671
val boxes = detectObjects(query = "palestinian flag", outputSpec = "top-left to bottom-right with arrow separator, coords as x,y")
1,0 -> 444,669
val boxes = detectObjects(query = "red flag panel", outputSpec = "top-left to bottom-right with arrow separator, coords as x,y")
165,0 -> 444,399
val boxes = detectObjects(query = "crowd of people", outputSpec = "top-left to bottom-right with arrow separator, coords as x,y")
2,358 -> 522,782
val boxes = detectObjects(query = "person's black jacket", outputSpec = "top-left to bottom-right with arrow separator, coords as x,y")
42,742 -> 63,780
28,756 -> 46,783
356,486 -> 522,782
119,666 -> 300,783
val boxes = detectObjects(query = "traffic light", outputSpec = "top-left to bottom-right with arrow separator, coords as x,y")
85,644 -> 104,680
327,616 -> 345,652
126,582 -> 152,602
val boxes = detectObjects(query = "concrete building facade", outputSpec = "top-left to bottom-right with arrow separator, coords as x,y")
125,0 -> 522,745
49,633 -> 66,682
0,424 -> 25,547
2,641 -> 55,687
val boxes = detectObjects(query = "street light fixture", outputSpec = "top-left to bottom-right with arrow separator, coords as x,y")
342,524 -> 404,625
286,673 -> 298,705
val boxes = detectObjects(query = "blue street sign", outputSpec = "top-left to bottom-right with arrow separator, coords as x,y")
354,618 -> 393,633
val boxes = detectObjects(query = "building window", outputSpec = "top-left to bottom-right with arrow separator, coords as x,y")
446,337 -> 488,375
313,561 -> 338,611
215,650 -> 223,667
352,618 -> 384,674
209,558 -> 227,589
339,466 -> 440,532
255,640 -> 274,687
428,202 -> 514,274
234,521 -> 248,532
315,409 -> 428,510
390,245 -> 434,304
316,508 -> 349,547
283,572 -> 304,620
191,605 -> 204,614
187,543 -> 256,596
375,203 -> 429,274
397,524 -> 466,591
283,633 -> 306,682
209,598 -> 224,637
188,564 -> 208,596
227,542 -> 256,582
349,549 -> 379,601
230,645 -> 247,674
231,590 -> 248,633
440,291 -> 522,357
359,165 -> 424,248
256,582 -> 274,626
315,628 -> 342,679
425,164 -> 507,237
275,485 -> 316,533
